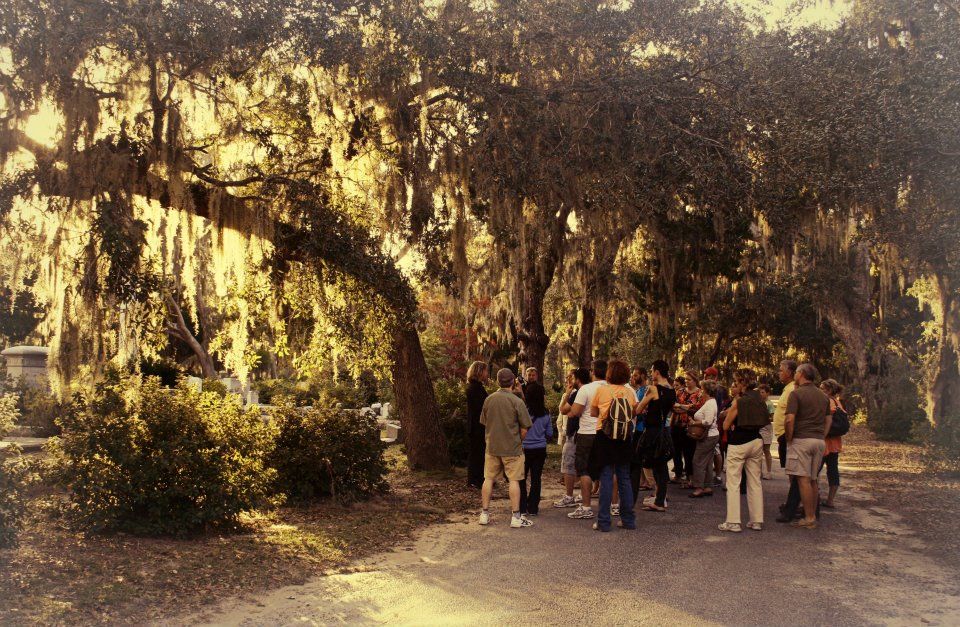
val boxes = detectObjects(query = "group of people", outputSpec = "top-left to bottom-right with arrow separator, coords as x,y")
466,357 -> 848,532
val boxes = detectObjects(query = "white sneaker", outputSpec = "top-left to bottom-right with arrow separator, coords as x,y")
567,505 -> 595,519
479,511 -> 490,525
611,504 -> 621,517
510,515 -> 534,528
553,495 -> 577,508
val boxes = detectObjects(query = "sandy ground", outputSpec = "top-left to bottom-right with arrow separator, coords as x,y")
187,448 -> 960,627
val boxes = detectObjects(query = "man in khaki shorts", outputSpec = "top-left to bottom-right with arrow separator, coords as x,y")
480,368 -> 534,528
784,363 -> 831,529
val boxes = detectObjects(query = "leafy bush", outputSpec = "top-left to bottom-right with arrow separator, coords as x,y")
140,357 -> 183,387
0,393 -> 28,547
268,404 -> 388,502
921,412 -> 960,473
867,360 -> 926,442
201,378 -> 229,397
434,378 -> 469,467
17,387 -> 65,437
53,375 -> 277,535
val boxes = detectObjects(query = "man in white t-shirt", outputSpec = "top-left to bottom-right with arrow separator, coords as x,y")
564,359 -> 607,520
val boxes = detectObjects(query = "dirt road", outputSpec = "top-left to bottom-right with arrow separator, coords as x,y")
192,440 -> 960,626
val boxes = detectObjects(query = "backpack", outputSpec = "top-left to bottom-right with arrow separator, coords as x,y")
603,394 -> 634,441
828,405 -> 850,437
737,390 -> 771,429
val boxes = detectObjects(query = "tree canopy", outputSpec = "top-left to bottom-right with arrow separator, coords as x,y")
1,0 -> 958,465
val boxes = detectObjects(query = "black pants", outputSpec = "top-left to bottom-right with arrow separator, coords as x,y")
820,452 -> 840,487
467,429 -> 486,488
651,460 -> 670,506
519,447 -> 547,515
671,424 -> 693,478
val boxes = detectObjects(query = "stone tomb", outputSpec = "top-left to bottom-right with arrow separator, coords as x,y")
1,345 -> 50,388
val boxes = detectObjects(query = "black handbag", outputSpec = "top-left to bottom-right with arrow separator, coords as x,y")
638,425 -> 674,466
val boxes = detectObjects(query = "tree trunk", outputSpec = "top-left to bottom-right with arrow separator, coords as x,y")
929,276 -> 960,428
391,323 -> 450,470
165,294 -> 218,379
576,302 -> 595,368
819,243 -> 884,420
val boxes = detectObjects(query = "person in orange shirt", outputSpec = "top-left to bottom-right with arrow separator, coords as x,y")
588,360 -> 639,532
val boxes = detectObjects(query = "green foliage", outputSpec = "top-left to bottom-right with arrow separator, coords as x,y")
201,378 -> 228,397
53,375 -> 277,535
268,404 -> 387,502
0,393 -> 28,547
434,378 -> 469,467
17,387 -> 65,437
867,358 -> 927,442
924,413 -> 960,474
254,378 -> 318,406
139,357 -> 183,388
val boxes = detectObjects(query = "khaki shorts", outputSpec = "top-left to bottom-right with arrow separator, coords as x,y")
786,438 -> 826,479
561,439 -> 577,475
760,424 -> 773,445
484,454 -> 525,481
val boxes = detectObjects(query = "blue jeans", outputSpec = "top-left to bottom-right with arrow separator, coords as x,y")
598,462 -> 636,531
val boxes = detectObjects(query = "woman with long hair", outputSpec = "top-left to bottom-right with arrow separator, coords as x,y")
688,379 -> 720,498
465,361 -> 489,489
636,359 -> 677,512
819,378 -> 846,508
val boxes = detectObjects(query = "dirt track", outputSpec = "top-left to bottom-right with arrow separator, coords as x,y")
189,431 -> 960,626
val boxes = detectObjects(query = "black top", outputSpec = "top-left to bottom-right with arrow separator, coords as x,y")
524,380 -> 548,418
644,384 -> 677,430
727,397 -> 762,445
565,390 -> 580,437
466,380 -> 488,436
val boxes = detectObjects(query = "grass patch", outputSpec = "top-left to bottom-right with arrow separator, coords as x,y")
0,446 -> 475,625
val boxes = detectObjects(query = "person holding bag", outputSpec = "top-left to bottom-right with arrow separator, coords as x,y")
688,379 -> 721,498
635,359 -> 676,512
588,360 -> 638,531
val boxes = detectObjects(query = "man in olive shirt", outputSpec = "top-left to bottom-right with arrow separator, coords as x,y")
784,362 -> 832,529
774,359 -> 801,523
479,368 -> 534,528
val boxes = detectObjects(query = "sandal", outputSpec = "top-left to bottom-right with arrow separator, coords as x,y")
642,504 -> 666,512
689,491 -> 707,498
718,522 -> 742,533
820,501 -> 836,509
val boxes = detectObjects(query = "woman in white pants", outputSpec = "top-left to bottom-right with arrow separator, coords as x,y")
718,369 -> 767,532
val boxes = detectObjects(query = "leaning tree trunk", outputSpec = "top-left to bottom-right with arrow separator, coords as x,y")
391,323 -> 450,470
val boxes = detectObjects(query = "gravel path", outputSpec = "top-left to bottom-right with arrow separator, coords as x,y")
193,452 -> 960,626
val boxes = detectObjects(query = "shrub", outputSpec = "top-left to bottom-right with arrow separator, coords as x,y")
0,393 -> 28,547
268,404 -> 388,502
434,378 -> 469,467
17,387 -> 65,437
53,375 -> 277,535
921,412 -> 960,473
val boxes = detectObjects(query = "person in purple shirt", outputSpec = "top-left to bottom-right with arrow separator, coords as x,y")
518,367 -> 553,516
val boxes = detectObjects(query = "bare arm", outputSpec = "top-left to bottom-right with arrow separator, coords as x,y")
824,398 -> 836,437
567,402 -> 586,418
723,399 -> 739,431
636,385 -> 658,414
559,392 -> 574,415
785,413 -> 795,441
